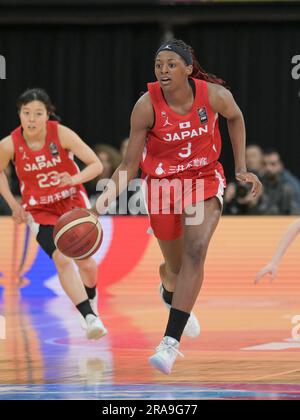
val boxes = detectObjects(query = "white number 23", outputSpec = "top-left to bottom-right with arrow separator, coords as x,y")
37,171 -> 60,189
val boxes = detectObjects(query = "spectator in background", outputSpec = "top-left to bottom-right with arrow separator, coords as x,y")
224,146 -> 300,215
88,143 -> 147,215
245,144 -> 264,177
94,144 -> 122,180
224,144 -> 264,215
89,138 -> 148,216
120,137 -> 129,159
263,149 -> 300,209
86,144 -> 122,209
258,150 -> 300,215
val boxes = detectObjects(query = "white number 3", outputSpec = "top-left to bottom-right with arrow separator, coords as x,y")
179,142 -> 192,158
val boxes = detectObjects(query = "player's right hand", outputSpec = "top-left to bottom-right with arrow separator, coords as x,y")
254,263 -> 278,284
12,204 -> 29,224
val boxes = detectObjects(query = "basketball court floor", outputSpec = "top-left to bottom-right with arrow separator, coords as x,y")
1,216 -> 300,400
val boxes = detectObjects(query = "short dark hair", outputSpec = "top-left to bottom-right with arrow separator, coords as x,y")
17,88 -> 61,122
263,148 -> 281,157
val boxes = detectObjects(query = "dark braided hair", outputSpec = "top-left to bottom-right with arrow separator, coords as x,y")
162,39 -> 227,87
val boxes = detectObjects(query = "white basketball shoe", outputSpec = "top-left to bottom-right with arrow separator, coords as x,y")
149,336 -> 184,375
85,314 -> 108,340
159,284 -> 201,338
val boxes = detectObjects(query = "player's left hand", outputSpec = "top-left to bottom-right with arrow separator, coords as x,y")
235,171 -> 262,198
57,172 -> 75,188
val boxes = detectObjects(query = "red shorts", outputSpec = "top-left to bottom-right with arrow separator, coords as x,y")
143,161 -> 226,241
28,190 -> 90,226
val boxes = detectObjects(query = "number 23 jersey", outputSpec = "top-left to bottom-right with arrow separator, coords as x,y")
11,120 -> 86,212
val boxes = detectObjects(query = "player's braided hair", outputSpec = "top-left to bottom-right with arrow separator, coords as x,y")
165,39 -> 227,87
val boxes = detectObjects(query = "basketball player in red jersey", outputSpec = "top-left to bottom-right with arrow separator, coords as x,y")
94,39 -> 262,374
0,88 -> 108,340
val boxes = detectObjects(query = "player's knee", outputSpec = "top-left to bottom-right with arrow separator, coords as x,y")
53,250 -> 72,272
75,257 -> 97,272
185,239 -> 208,266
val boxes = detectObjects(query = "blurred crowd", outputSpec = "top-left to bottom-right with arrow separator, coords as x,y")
224,145 -> 300,215
1,141 -> 300,216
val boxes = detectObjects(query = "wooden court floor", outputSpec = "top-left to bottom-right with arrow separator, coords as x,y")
1,216 -> 300,399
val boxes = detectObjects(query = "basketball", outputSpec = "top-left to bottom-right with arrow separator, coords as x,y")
53,208 -> 103,260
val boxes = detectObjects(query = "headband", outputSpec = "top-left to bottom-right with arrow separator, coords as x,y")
156,43 -> 193,66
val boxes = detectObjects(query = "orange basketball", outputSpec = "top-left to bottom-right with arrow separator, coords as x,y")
53,208 -> 103,260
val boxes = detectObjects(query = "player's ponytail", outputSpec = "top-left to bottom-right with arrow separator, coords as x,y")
189,46 -> 227,87
17,88 -> 62,122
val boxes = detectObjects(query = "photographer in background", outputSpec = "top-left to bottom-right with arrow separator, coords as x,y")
224,147 -> 300,215
224,145 -> 264,215
224,180 -> 263,215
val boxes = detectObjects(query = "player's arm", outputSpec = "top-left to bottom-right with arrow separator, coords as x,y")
208,83 -> 262,197
0,137 -> 27,223
255,219 -> 300,284
94,93 -> 153,215
58,125 -> 104,187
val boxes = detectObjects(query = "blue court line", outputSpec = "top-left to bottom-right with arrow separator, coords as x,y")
0,384 -> 299,400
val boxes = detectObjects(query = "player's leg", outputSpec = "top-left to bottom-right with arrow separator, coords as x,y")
52,250 -> 107,340
145,174 -> 183,293
150,212 -> 183,293
152,215 -> 200,339
52,249 -> 88,305
75,257 -> 97,289
75,257 -> 99,316
157,236 -> 183,293
149,197 -> 221,374
35,224 -> 107,340
173,197 -> 221,313
70,191 -> 100,310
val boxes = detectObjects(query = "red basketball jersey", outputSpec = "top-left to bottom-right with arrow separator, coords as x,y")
12,120 -> 87,212
140,78 -> 222,178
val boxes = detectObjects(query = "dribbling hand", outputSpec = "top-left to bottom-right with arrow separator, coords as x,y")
236,171 -> 262,198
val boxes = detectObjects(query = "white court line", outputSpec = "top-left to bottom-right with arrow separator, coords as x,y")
253,368 -> 300,382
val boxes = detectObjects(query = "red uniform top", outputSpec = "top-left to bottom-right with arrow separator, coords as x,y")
12,121 -> 87,221
140,78 -> 222,178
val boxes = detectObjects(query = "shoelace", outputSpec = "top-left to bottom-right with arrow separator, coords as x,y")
156,342 -> 184,358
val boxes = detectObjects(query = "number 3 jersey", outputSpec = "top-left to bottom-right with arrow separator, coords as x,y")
11,120 -> 87,214
140,78 -> 223,178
